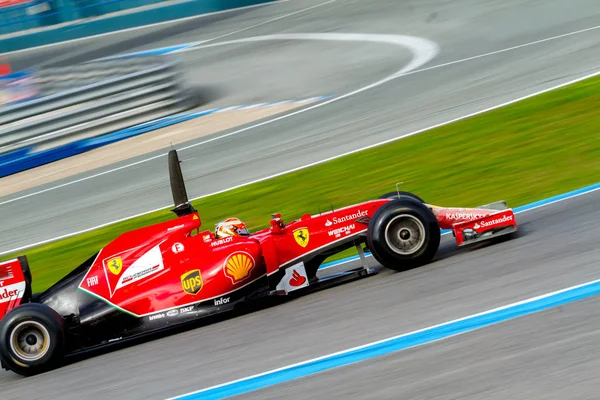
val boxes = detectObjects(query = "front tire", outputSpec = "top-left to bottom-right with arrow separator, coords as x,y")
379,191 -> 425,203
367,198 -> 440,271
0,303 -> 65,376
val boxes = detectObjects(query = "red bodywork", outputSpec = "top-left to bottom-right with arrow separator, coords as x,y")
429,205 -> 518,246
0,259 -> 27,318
76,198 -> 516,318
0,147 -> 522,377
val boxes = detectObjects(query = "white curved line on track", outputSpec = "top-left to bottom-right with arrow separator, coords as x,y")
2,23 -> 600,255
5,20 -> 600,209
175,32 -> 439,78
0,32 -> 439,208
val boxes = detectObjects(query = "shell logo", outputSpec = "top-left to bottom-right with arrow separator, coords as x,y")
224,252 -> 255,284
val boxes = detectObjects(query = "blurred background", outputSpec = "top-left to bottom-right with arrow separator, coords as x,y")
1,0 -> 600,399
0,0 -> 177,36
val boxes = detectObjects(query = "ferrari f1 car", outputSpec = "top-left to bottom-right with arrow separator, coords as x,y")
0,150 -> 518,376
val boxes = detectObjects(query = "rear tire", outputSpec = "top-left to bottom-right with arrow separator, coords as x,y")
367,198 -> 440,271
0,303 -> 65,376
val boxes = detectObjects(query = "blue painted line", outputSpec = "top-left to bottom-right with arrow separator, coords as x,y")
320,252 -> 372,269
0,147 -> 32,165
97,43 -> 196,60
513,183 -> 600,212
317,182 -> 600,272
170,276 -> 600,400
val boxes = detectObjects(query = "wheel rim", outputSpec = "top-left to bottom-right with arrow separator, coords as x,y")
9,321 -> 50,362
384,214 -> 426,255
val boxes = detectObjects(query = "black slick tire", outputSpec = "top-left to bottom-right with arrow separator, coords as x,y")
367,198 -> 440,271
0,303 -> 65,376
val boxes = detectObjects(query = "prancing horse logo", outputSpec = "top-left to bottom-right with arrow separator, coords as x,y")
293,228 -> 309,248
106,257 -> 122,275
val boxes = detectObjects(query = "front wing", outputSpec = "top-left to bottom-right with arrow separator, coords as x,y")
452,209 -> 518,246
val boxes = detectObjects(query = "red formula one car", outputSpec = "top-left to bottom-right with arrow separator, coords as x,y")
0,150 -> 518,376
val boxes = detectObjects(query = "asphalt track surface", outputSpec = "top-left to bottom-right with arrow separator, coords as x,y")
2,184 -> 600,399
2,0 -> 600,253
1,1 -> 600,399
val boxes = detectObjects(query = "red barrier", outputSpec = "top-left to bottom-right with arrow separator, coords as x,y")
0,0 -> 29,7
0,57 -> 12,76
0,61 -> 12,76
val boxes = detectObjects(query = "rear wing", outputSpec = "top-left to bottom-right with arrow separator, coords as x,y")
0,256 -> 32,320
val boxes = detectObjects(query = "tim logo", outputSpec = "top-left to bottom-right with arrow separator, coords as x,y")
181,270 -> 203,295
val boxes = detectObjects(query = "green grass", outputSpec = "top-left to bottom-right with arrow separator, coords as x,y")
3,75 -> 600,293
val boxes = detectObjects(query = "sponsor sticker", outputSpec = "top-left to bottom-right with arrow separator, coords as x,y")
355,216 -> 371,224
276,262 -> 309,293
289,270 -> 307,287
224,252 -> 255,284
181,270 -> 203,295
0,261 -> 14,281
0,282 -> 24,303
211,237 -> 233,247
149,313 -> 165,321
112,245 -> 166,296
446,212 -> 489,220
293,228 -> 310,248
106,257 -> 123,275
0,287 -> 19,300
172,242 -> 185,254
328,224 -> 355,238
167,309 -> 179,317
167,224 -> 185,232
477,214 -> 513,228
330,210 -> 368,225
121,265 -> 160,284
214,297 -> 230,306
86,276 -> 99,287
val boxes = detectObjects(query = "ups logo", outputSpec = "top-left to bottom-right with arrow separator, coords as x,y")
181,269 -> 203,295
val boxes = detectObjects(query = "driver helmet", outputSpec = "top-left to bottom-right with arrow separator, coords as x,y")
215,217 -> 250,239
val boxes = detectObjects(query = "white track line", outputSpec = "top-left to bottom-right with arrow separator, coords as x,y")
1,69 -> 599,257
166,273 -> 600,400
391,22 -> 600,79
4,21 -> 599,206
97,0 -> 338,62
0,32 -> 439,208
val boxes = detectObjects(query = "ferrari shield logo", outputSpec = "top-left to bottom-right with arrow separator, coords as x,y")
106,257 -> 122,275
181,269 -> 203,295
293,228 -> 309,248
